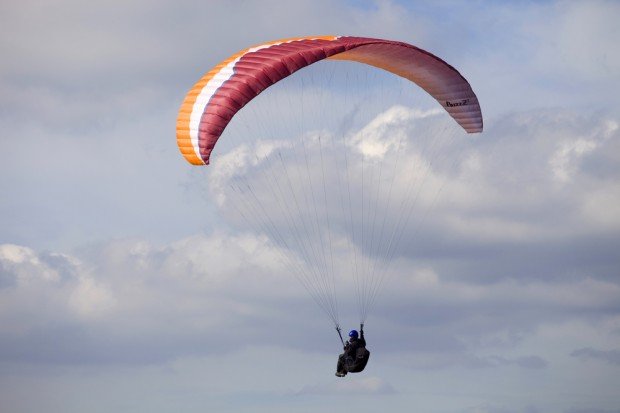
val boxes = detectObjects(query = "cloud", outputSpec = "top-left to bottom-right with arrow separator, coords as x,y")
490,355 -> 548,370
449,0 -> 620,116
208,103 -> 620,292
466,404 -> 541,413
384,351 -> 548,371
1,1 -> 620,412
1,231 -> 616,369
530,1 -> 620,82
570,348 -> 620,365
1,233 -> 354,364
566,409 -> 620,413
297,376 -> 396,395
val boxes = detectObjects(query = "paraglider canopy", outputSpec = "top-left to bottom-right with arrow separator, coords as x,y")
177,36 -> 482,166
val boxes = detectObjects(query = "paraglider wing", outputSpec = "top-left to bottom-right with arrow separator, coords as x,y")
176,36 -> 483,166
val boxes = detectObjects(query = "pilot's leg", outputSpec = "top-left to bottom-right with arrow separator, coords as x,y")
335,353 -> 347,377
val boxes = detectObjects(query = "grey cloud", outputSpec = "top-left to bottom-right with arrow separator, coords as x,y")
566,409 -> 620,413
0,238 -> 336,365
513,355 -> 548,369
381,274 -> 620,335
395,352 -> 495,370
0,264 -> 17,289
0,0 -> 428,90
296,376 -> 396,395
570,347 -> 620,365
466,405 -> 541,413
395,352 -> 547,371
490,355 -> 548,369
0,233 -> 612,369
457,1 -> 620,117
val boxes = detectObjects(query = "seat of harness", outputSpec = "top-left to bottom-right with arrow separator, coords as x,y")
344,346 -> 370,373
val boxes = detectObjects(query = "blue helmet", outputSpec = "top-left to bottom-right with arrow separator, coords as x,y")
349,330 -> 359,339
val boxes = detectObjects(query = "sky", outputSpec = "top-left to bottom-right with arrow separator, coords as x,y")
1,1 -> 620,412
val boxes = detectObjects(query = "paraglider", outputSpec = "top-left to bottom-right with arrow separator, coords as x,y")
176,36 -> 482,375
336,325 -> 369,377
